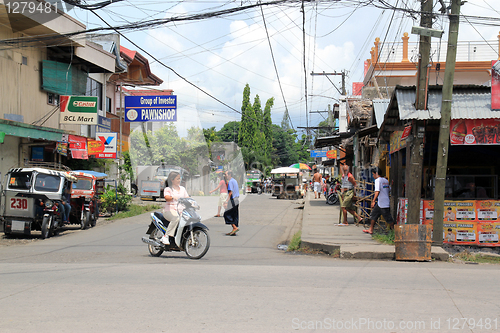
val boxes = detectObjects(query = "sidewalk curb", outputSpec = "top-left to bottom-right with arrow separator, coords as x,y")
300,191 -> 450,261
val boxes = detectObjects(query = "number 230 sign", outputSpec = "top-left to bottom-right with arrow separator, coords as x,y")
10,198 -> 28,210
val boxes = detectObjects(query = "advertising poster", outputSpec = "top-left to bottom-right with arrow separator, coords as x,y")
423,200 -> 434,224
455,201 -> 476,221
476,200 -> 500,221
443,223 -> 457,243
450,119 -> 500,145
455,222 -> 477,244
477,222 -> 500,246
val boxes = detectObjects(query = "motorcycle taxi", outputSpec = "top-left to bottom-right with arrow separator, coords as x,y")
69,170 -> 106,229
2,167 -> 77,239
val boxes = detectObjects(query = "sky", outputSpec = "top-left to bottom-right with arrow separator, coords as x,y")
66,0 -> 500,136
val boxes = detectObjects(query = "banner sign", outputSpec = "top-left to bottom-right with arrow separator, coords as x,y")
94,132 -> 117,159
389,130 -> 407,154
124,95 -> 177,122
87,139 -> 105,155
60,96 -> 98,125
69,135 -> 88,159
326,150 -> 337,159
450,119 -> 500,145
56,142 -> 68,156
492,60 -> 500,110
310,150 -> 327,158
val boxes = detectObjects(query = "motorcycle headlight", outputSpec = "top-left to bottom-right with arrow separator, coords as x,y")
44,200 -> 53,208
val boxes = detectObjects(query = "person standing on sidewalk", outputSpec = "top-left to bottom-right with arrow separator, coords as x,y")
312,169 -> 323,199
223,170 -> 240,235
364,167 -> 395,234
209,173 -> 228,217
340,165 -> 362,225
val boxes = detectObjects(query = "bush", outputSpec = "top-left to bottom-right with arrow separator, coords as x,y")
100,188 -> 132,213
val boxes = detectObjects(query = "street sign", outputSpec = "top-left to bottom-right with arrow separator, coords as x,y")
310,150 -> 327,158
124,95 -> 177,122
59,96 -> 98,125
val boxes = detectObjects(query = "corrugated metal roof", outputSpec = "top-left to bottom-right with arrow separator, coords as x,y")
396,87 -> 499,120
372,99 -> 390,127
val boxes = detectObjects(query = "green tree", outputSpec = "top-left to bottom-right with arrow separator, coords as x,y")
263,97 -> 274,158
238,84 -> 253,147
218,121 -> 240,142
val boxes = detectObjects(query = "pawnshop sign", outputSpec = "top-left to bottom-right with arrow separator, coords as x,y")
124,95 -> 177,122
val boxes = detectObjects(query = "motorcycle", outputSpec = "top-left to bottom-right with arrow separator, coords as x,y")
40,200 -> 65,239
326,179 -> 341,205
141,197 -> 210,260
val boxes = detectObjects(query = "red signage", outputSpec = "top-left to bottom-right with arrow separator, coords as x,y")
492,60 -> 500,110
401,125 -> 412,140
450,119 -> 500,145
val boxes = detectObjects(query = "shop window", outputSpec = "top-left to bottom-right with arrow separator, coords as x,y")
442,175 -> 498,199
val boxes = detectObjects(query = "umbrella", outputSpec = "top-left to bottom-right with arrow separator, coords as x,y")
289,163 -> 311,170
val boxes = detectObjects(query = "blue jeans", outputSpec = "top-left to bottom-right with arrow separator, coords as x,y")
61,202 -> 71,222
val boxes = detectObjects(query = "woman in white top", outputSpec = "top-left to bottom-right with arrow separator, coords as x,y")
161,171 -> 189,245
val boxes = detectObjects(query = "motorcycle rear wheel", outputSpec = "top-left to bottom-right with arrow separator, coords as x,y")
148,228 -> 164,257
184,229 -> 210,260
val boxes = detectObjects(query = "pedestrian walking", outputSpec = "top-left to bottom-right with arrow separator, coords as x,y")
223,170 -> 240,235
209,173 -> 228,217
312,169 -> 323,199
340,165 -> 363,225
363,167 -> 395,234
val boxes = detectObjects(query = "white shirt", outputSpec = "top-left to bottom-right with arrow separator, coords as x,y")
375,177 -> 390,208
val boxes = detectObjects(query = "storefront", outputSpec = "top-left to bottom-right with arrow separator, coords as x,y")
381,85 -> 500,246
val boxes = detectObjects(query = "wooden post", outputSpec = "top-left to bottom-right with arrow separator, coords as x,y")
432,0 -> 462,245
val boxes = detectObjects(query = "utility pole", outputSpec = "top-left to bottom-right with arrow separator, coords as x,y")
310,71 -> 346,95
406,0 -> 433,224
432,0 -> 461,245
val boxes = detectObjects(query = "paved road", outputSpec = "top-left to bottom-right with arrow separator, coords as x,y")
1,194 -> 500,333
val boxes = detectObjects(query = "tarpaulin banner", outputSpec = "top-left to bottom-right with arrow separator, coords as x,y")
56,142 -> 68,156
492,60 -> 500,110
69,135 -> 88,159
389,130 -> 407,154
87,139 -> 105,155
450,119 -> 500,145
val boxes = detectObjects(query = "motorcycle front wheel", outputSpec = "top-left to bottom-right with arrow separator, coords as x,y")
82,211 -> 90,230
41,216 -> 51,239
148,228 -> 164,257
184,229 -> 210,260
